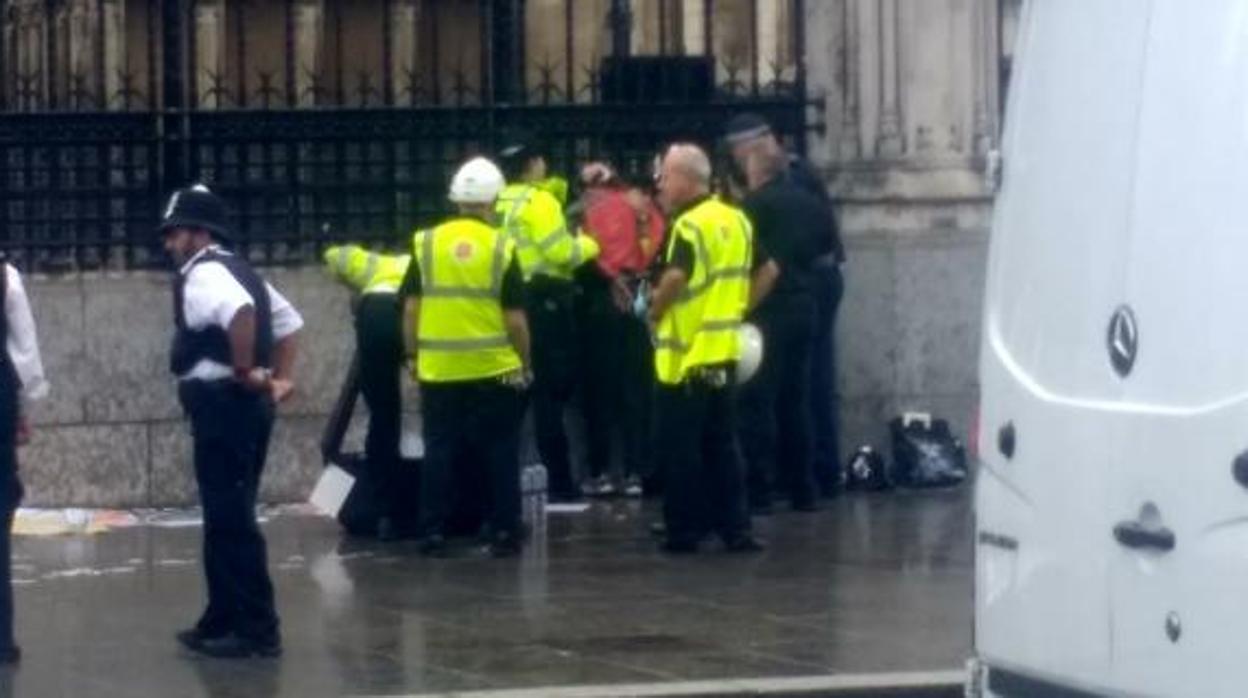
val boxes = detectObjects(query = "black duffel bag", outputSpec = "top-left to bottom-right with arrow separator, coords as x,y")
889,416 -> 968,488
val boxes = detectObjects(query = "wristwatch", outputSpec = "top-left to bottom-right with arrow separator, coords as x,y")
235,366 -> 272,391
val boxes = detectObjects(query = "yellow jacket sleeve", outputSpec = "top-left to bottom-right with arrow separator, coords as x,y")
525,189 -> 600,271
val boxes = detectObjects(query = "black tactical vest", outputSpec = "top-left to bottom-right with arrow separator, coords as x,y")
170,250 -> 273,377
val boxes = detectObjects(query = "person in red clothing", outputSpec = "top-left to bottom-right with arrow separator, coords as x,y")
574,162 -> 665,497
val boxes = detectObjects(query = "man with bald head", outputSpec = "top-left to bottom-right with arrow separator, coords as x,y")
645,143 -> 777,554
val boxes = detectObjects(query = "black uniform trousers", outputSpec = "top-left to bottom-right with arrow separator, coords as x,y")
178,380 -> 279,643
656,370 -> 751,546
0,366 -> 22,652
418,379 -> 524,540
739,294 -> 818,509
354,293 -> 405,517
579,274 -> 652,481
809,264 -> 845,495
526,277 -> 580,498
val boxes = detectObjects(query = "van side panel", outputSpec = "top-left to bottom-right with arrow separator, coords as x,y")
1110,3 -> 1248,695
976,0 -> 1152,690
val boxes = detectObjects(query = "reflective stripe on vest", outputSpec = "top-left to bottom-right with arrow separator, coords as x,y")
417,336 -> 512,351
360,253 -> 379,287
498,184 -> 597,281
329,246 -> 407,294
335,246 -> 351,276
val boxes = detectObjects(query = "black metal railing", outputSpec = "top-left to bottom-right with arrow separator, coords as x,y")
0,0 -> 817,272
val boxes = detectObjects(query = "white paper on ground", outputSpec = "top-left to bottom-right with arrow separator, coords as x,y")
147,515 -> 203,528
400,432 -> 425,459
546,503 -> 591,514
310,465 -> 356,516
902,411 -> 933,429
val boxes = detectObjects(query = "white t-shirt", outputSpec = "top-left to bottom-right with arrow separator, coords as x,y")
177,246 -> 304,381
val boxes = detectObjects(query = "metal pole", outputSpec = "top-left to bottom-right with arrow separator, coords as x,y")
480,0 -> 492,103
45,0 -> 57,109
794,0 -> 808,154
234,0 -> 246,106
383,0 -> 394,105
161,0 -> 186,191
284,0 -> 295,105
488,0 -> 523,104
0,0 -> 8,111
609,0 -> 630,58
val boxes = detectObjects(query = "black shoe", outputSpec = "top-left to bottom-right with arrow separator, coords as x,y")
724,536 -> 765,553
176,628 -> 205,652
488,533 -> 522,558
661,539 -> 699,554
176,626 -> 228,652
187,633 -> 282,659
376,517 -> 398,542
418,535 -> 447,558
548,490 -> 583,505
750,502 -> 774,516
649,521 -> 667,538
0,645 -> 21,665
792,500 -> 818,513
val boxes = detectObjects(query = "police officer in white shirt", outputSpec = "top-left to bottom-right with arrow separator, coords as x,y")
0,254 -> 48,666
159,185 -> 303,659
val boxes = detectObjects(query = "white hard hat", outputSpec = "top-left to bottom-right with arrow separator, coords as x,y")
736,322 -> 764,383
449,157 -> 505,204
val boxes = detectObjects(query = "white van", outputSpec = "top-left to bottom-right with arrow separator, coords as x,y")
973,2 -> 1248,696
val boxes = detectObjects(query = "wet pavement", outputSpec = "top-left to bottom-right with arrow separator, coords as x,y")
0,489 -> 971,697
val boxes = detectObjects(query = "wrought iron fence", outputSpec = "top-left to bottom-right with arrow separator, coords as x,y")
0,0 -> 818,272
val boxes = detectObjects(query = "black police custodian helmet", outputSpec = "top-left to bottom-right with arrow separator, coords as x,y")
497,130 -> 543,180
156,184 -> 234,245
723,112 -> 774,145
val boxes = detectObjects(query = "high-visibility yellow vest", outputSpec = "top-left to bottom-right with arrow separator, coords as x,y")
496,183 -> 599,282
410,218 -> 523,383
535,176 -> 569,206
654,197 -> 753,385
323,245 -> 410,294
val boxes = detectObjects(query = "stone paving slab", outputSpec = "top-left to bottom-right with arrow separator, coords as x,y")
0,489 -> 971,697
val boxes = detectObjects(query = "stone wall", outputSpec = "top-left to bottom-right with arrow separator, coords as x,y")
804,0 -> 1006,457
10,0 -> 1017,505
21,268 -> 358,507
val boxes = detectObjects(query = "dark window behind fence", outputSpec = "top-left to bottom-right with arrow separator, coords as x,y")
0,0 -> 818,272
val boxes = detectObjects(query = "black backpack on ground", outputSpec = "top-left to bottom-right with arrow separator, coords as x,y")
888,416 -> 968,489
845,446 -> 891,492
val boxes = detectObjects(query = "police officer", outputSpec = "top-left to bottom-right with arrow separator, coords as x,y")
401,157 -> 531,558
324,244 -> 410,539
0,252 -> 48,665
496,135 -> 600,501
161,184 -> 303,658
647,144 -> 776,554
735,146 -> 835,513
724,114 -> 846,498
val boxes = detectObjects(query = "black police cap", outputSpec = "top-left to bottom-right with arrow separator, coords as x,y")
156,184 -> 234,244
723,113 -> 774,144
497,129 -> 540,163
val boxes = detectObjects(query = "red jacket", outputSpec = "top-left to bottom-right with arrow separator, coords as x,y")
581,188 -> 665,278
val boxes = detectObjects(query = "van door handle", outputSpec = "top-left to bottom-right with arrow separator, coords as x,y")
1113,521 -> 1176,552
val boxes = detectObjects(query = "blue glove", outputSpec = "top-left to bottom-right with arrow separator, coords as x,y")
632,281 -> 650,319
